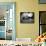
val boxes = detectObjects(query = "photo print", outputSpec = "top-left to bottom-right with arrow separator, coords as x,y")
20,12 -> 34,23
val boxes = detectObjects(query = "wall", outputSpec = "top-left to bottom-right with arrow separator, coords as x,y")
0,0 -> 46,40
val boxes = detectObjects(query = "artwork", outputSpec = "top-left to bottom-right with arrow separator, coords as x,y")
20,12 -> 34,23
39,0 -> 46,4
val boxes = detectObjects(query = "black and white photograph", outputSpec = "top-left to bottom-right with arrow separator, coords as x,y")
20,12 -> 34,23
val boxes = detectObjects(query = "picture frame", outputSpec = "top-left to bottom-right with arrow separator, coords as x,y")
39,0 -> 46,4
20,12 -> 34,23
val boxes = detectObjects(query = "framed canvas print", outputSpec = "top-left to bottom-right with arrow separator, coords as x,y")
0,2 -> 16,40
20,12 -> 34,23
39,11 -> 46,35
39,0 -> 46,4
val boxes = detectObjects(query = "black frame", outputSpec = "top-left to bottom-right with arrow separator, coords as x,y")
39,0 -> 46,4
39,11 -> 46,35
20,12 -> 34,23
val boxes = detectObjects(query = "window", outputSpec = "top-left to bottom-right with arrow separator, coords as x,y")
0,2 -> 16,40
39,11 -> 46,35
